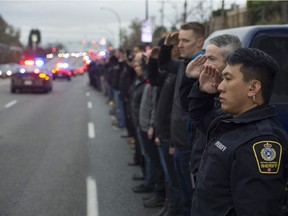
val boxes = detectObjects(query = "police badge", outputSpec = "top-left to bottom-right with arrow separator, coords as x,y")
253,140 -> 282,174
261,143 -> 276,161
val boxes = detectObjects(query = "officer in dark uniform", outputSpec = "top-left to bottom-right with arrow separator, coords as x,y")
188,48 -> 288,215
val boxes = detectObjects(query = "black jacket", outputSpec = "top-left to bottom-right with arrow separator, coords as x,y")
158,45 -> 197,149
111,60 -> 126,90
131,76 -> 145,127
118,64 -> 134,101
189,83 -> 288,216
148,57 -> 177,141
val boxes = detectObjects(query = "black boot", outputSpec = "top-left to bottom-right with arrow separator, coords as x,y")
143,192 -> 165,208
154,205 -> 168,216
162,183 -> 182,216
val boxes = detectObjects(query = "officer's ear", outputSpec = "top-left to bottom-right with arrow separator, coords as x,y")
197,37 -> 205,48
248,80 -> 262,101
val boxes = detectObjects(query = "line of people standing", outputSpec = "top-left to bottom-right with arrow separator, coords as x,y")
87,21 -> 207,216
87,20 -> 288,216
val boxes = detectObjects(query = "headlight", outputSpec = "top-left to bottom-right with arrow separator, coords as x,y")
6,70 -> 12,76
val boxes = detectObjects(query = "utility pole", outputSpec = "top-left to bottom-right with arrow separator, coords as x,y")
221,0 -> 226,28
145,0 -> 149,20
159,1 -> 165,27
100,7 -> 122,48
183,0 -> 187,24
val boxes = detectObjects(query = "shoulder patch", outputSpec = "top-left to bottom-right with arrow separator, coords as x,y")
252,140 -> 282,174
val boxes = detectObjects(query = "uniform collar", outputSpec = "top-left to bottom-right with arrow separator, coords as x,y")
222,104 -> 277,124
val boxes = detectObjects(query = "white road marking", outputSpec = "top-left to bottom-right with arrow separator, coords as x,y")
87,176 -> 99,216
88,122 -> 95,138
0,80 -> 9,86
86,92 -> 90,97
5,100 -> 17,108
87,101 -> 92,109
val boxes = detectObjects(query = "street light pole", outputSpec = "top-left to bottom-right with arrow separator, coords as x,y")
145,0 -> 148,20
100,7 -> 122,48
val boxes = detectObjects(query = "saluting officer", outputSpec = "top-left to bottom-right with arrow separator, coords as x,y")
188,48 -> 288,215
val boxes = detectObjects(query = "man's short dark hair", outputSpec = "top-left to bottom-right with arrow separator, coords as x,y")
180,22 -> 206,39
226,48 -> 279,104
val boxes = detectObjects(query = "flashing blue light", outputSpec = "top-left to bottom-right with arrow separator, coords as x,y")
99,50 -> 106,57
35,59 -> 44,67
20,68 -> 26,73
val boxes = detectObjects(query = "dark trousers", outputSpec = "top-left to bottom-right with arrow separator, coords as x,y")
123,99 -> 135,138
133,127 -> 145,172
158,139 -> 181,209
174,146 -> 193,216
139,129 -> 164,188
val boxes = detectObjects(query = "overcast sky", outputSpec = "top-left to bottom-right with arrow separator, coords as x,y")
0,0 -> 246,50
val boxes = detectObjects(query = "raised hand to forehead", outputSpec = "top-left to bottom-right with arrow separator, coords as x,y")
150,47 -> 160,59
199,64 -> 222,94
164,32 -> 179,46
186,54 -> 207,78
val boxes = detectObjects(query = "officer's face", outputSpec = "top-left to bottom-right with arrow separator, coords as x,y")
178,29 -> 203,58
204,44 -> 226,72
132,53 -> 143,77
218,64 -> 253,117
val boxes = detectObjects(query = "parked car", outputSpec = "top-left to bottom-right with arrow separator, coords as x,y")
204,25 -> 288,132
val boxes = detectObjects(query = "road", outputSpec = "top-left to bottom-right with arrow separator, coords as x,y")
0,76 -> 160,216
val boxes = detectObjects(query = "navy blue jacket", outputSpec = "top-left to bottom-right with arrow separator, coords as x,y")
189,83 -> 288,216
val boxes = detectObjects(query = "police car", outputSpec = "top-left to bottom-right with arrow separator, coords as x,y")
0,64 -> 13,78
51,62 -> 72,81
10,58 -> 53,93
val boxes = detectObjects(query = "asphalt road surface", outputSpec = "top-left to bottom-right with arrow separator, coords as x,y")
0,75 -> 161,216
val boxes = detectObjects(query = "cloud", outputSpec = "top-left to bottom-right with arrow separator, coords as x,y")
0,0 -> 247,48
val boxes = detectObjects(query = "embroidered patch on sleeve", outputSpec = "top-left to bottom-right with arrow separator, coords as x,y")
252,140 -> 282,174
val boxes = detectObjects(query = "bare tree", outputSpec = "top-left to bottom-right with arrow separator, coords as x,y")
186,1 -> 212,23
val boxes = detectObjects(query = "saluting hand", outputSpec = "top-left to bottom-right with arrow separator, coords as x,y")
164,32 -> 179,46
186,54 -> 207,78
150,47 -> 160,59
199,64 -> 222,94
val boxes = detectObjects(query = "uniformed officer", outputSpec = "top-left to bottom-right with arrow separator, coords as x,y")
188,48 -> 288,215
